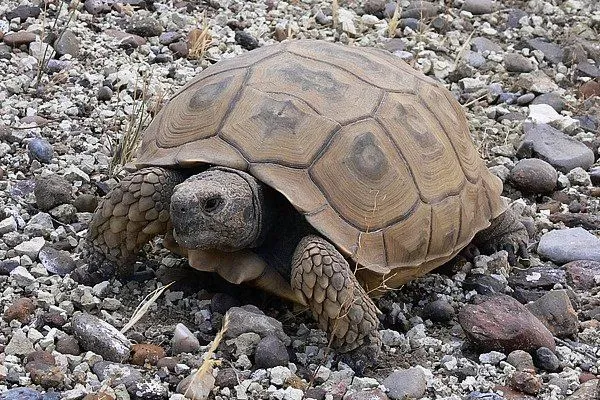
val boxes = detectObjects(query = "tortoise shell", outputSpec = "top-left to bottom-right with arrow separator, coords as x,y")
136,40 -> 506,290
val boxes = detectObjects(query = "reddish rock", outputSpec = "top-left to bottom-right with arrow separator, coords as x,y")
459,294 -> 555,353
83,392 -> 116,400
565,260 -> 600,290
567,380 -> 599,400
579,373 -> 598,384
494,385 -> 537,400
526,290 -> 579,338
509,371 -> 543,395
344,389 -> 389,400
25,351 -> 65,389
3,31 -> 36,46
3,297 -> 36,323
131,343 -> 166,366
580,80 -> 600,99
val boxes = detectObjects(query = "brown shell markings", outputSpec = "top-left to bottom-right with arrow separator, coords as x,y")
135,40 -> 506,288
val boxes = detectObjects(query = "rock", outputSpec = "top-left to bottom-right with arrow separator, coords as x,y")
55,335 -> 81,355
3,31 -> 37,46
131,343 -> 166,366
10,266 -> 36,286
210,293 -> 240,314
5,5 -> 41,21
548,213 -> 600,231
590,166 -> 600,186
566,379 -> 599,400
506,350 -> 535,371
25,351 -> 64,389
39,247 -> 76,276
28,138 -> 54,163
363,0 -> 386,17
462,0 -> 495,14
225,306 -> 290,345
172,323 -> 200,354
254,334 -> 289,368
531,93 -> 566,112
459,294 -> 555,353
93,361 -> 143,388
509,371 -> 543,395
506,8 -> 527,28
421,299 -> 455,322
479,351 -> 506,365
517,124 -> 595,173
0,388 -> 43,400
25,212 -> 54,237
463,273 -> 506,295
5,329 -> 35,356
270,365 -> 293,386
565,260 -> 600,290
72,313 -> 131,362
537,228 -> 600,263
504,53 -> 534,72
576,62 -> 600,78
516,71 -> 559,93
465,50 -> 486,68
35,175 -> 72,211
528,104 -> 562,124
533,347 -> 560,372
380,329 -> 407,347
526,38 -> 564,65
0,216 -> 17,234
509,158 -> 557,194
226,332 -> 260,357
345,389 -> 389,400
508,267 -> 566,303
234,30 -> 259,50
96,86 -> 113,101
471,37 -> 503,53
381,367 -> 427,400
54,30 -> 80,57
214,367 -> 238,388
401,1 -> 441,19
566,167 -> 592,186
159,31 -> 181,45
526,290 -> 578,338
517,93 -> 536,105
126,15 -> 163,37
3,297 -> 35,323
73,194 -> 99,212
15,237 -> 45,259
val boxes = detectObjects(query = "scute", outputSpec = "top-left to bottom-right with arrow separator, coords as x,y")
135,40 -> 507,286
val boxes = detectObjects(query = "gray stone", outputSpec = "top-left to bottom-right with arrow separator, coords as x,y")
471,36 -> 503,53
126,15 -> 163,37
93,361 -> 143,387
526,39 -> 564,65
10,266 -> 36,286
97,86 -> 113,101
576,62 -> 600,78
517,124 -> 595,173
566,379 -> 599,400
507,8 -> 527,28
537,228 -> 600,264
506,350 -> 535,371
504,52 -> 535,73
24,212 -> 54,237
3,31 -> 37,46
462,0 -> 495,14
401,1 -> 441,19
526,290 -> 579,338
0,387 -> 43,400
516,70 -> 559,93
566,167 -> 592,186
517,92 -> 535,105
478,351 -> 506,365
465,50 -> 486,68
72,313 -> 131,362
254,334 -> 289,368
534,347 -> 560,371
54,30 -> 80,57
27,138 -> 54,164
34,175 -> 72,211
382,367 -> 427,400
509,158 -> 557,194
0,216 -> 17,235
225,306 -> 290,345
14,237 -> 45,259
531,92 -> 566,112
172,323 -> 200,354
39,247 -> 76,276
5,329 -> 35,356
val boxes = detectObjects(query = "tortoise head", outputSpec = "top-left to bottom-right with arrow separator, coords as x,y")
170,168 -> 265,252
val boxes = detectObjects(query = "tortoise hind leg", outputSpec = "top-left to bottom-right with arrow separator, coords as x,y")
291,235 -> 381,353
72,167 -> 186,285
473,208 -> 529,265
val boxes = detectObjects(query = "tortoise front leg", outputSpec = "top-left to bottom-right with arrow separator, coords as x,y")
72,167 -> 186,285
291,235 -> 381,353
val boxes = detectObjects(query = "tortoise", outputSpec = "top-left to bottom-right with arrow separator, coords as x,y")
77,40 -> 528,353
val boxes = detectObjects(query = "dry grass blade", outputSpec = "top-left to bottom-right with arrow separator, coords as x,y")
188,12 -> 213,60
332,0 -> 339,29
121,281 -> 174,334
183,313 -> 230,399
387,0 -> 401,38
453,29 -> 476,69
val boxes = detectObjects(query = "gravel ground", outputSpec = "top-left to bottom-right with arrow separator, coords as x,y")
1,0 -> 600,399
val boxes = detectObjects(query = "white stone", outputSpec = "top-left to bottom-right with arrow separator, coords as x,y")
270,366 -> 292,386
10,266 -> 36,286
14,237 -> 45,259
0,216 -> 17,235
528,104 -> 562,124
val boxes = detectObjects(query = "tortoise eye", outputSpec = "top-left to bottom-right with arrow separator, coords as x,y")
203,196 -> 222,212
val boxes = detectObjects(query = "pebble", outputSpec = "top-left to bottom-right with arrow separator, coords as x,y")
528,104 -> 562,124
506,350 -> 535,371
0,388 -> 43,400
27,138 -> 54,164
509,158 -> 557,194
5,5 -> 41,21
55,335 -> 81,356
509,370 -> 543,395
564,260 -> 600,290
93,361 -> 143,388
533,347 -> 560,371
516,70 -> 559,93
479,351 -> 506,365
517,124 -> 595,173
526,38 -> 564,65
504,53 -> 535,73
171,323 -> 200,354
537,227 -> 600,263
73,194 -> 99,213
14,237 -> 45,259
10,266 -> 36,286
567,379 -> 599,399
0,216 -> 17,234
54,30 -> 80,57
566,167 -> 592,186
97,86 -> 113,101
401,1 -> 441,19
508,266 -> 566,303
530,92 -> 566,112
516,92 -> 535,105
526,290 -> 578,338
462,0 -> 495,14
39,247 -> 77,276
254,334 -> 289,368
72,313 -> 131,362
225,306 -> 290,344
3,297 -> 35,324
421,298 -> 455,322
127,15 -> 163,37
235,30 -> 259,50
131,343 -> 166,366
471,37 -> 503,53
25,212 -> 54,237
459,294 -> 555,352
381,367 -> 427,400
34,175 -> 72,212
344,389 -> 389,400
5,329 -> 35,356
3,31 -> 37,46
